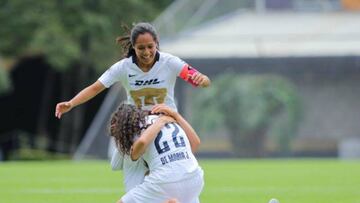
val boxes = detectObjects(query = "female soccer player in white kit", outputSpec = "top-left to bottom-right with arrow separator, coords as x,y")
55,22 -> 210,192
110,103 -> 204,203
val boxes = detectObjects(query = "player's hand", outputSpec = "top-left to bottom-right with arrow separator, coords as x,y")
158,115 -> 176,124
151,104 -> 177,118
55,101 -> 73,119
191,72 -> 210,87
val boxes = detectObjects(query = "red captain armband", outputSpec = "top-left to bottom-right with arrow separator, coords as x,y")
179,64 -> 199,87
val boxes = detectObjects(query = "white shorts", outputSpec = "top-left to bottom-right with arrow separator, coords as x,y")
121,168 -> 204,203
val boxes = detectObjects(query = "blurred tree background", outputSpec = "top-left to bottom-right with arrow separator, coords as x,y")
0,0 -> 173,159
191,73 -> 302,157
0,0 -> 172,71
0,61 -> 11,94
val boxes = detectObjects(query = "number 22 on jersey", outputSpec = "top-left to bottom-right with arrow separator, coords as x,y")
154,123 -> 186,155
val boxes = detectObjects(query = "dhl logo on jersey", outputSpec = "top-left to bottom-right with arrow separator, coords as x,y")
134,78 -> 162,86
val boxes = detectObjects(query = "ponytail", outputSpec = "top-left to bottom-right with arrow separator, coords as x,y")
116,24 -> 136,58
116,35 -> 136,58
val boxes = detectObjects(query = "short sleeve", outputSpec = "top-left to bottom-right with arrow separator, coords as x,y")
98,61 -> 126,88
167,54 -> 187,76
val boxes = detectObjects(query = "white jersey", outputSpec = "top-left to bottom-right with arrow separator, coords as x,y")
142,115 -> 200,184
98,51 -> 187,111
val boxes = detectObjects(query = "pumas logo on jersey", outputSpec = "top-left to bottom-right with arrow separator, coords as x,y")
134,78 -> 162,86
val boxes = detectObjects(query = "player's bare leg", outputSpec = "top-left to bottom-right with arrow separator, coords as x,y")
164,198 -> 179,203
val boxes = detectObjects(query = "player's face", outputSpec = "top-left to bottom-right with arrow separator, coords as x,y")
133,33 -> 157,69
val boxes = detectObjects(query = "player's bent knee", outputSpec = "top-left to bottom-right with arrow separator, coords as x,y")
117,199 -> 124,203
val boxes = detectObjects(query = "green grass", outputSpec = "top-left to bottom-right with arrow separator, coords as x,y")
0,159 -> 360,203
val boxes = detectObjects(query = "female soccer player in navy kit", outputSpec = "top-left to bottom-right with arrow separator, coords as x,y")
110,103 -> 204,203
55,22 -> 210,192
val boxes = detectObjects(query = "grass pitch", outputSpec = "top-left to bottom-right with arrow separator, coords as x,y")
0,159 -> 359,203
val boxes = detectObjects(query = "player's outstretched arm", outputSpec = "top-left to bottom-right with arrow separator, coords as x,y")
151,104 -> 201,153
131,115 -> 175,161
55,80 -> 106,119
